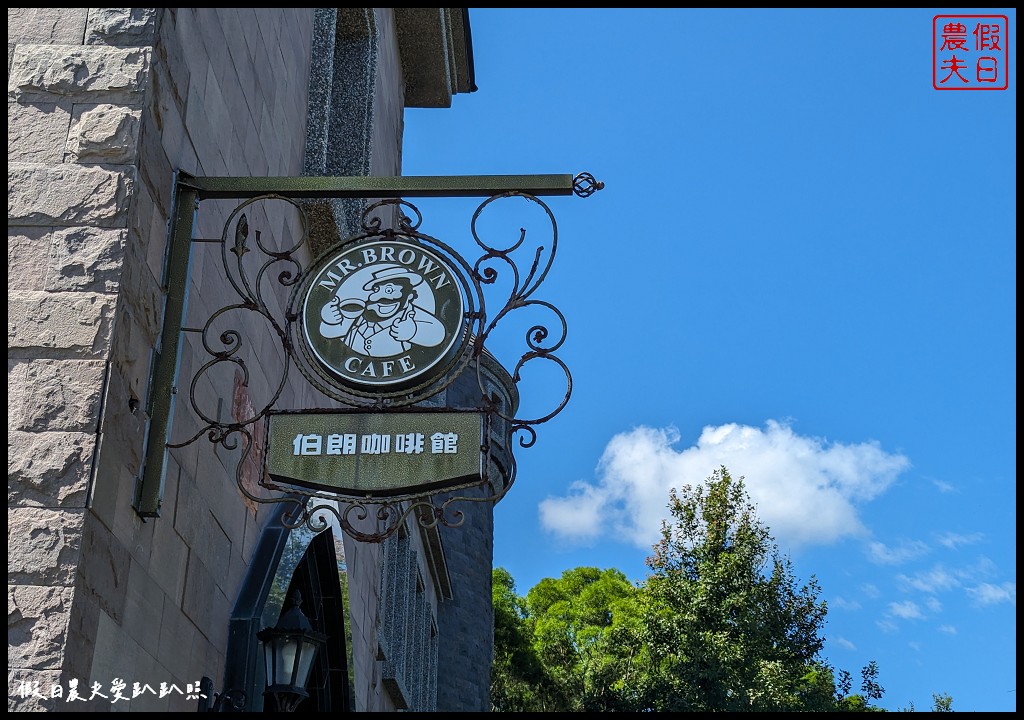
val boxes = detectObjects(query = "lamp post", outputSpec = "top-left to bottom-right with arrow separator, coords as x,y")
256,590 -> 328,712
199,590 -> 327,712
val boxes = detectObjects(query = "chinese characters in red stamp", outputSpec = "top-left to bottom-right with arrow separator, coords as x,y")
934,15 -> 1009,90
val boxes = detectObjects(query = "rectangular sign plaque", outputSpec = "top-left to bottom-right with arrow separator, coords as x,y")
266,411 -> 484,498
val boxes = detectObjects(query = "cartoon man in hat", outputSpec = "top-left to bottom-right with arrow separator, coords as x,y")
319,265 -> 445,357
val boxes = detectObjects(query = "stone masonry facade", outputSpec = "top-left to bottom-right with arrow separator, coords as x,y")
8,8 -> 318,711
9,7 -> 493,713
9,8 -> 153,712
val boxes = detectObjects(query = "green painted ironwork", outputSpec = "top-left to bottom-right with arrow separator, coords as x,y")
134,177 -> 198,516
179,173 -> 576,200
133,172 -> 598,519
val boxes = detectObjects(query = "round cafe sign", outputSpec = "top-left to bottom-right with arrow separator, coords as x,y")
300,238 -> 468,392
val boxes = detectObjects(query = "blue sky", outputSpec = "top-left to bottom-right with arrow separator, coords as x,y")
402,9 -> 1016,712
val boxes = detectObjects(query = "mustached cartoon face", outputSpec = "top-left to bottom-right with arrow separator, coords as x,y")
366,281 -> 408,319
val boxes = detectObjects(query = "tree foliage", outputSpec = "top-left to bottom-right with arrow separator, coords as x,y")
491,567 -> 565,712
637,466 -> 832,711
525,566 -> 640,711
491,465 -> 933,712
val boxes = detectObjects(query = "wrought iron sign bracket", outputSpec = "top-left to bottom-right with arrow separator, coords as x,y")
176,172 -> 602,200
132,171 -> 603,540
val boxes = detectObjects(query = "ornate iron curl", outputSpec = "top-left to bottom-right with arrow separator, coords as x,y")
275,495 -> 477,544
168,196 -> 308,454
273,194 -> 572,541
413,192 -> 573,519
168,193 -> 573,543
468,192 -> 572,426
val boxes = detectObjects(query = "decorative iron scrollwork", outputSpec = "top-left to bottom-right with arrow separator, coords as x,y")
168,192 -> 575,541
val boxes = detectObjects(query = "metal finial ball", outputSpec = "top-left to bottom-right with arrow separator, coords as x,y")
572,172 -> 604,198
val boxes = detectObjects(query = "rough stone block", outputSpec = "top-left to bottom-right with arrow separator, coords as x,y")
8,44 -> 151,104
173,478 -> 233,583
46,226 -> 126,293
7,508 -> 84,586
61,583 -> 99,686
7,226 -> 51,293
116,229 -> 164,341
8,359 -> 105,432
147,502 -> 189,605
85,8 -> 158,46
109,467 -> 157,567
7,8 -> 89,46
123,649 -> 172,711
91,359 -> 145,478
7,431 -> 93,508
7,585 -> 75,671
7,102 -> 71,164
8,291 -> 115,357
126,174 -> 157,250
7,668 -> 63,712
66,104 -> 141,164
8,162 -> 135,228
105,304 -> 157,411
135,106 -> 174,217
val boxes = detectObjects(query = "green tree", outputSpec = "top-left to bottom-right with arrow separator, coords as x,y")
491,567 -> 566,712
637,465 -> 833,711
491,466 -> 945,711
835,660 -> 887,711
525,566 -> 641,711
897,692 -> 955,713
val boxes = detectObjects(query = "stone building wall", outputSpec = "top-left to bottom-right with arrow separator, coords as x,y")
8,7 -> 492,714
8,8 -> 153,712
8,8 -> 320,711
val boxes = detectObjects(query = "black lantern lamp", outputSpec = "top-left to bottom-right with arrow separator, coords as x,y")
198,590 -> 326,712
256,590 -> 328,712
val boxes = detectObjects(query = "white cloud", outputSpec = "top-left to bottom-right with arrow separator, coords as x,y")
538,420 -> 911,551
960,555 -> 999,581
867,539 -> 930,565
888,600 -> 924,619
861,583 -> 881,599
935,531 -> 984,549
938,624 -> 957,635
834,636 -> 857,650
896,557 -> 1005,596
832,596 -> 861,611
876,618 -> 899,633
895,565 -> 961,593
965,582 -> 1016,607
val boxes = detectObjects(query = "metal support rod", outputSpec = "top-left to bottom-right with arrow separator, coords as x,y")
179,173 -> 576,200
134,176 -> 199,517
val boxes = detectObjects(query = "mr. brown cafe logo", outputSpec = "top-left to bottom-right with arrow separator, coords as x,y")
300,238 -> 467,391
